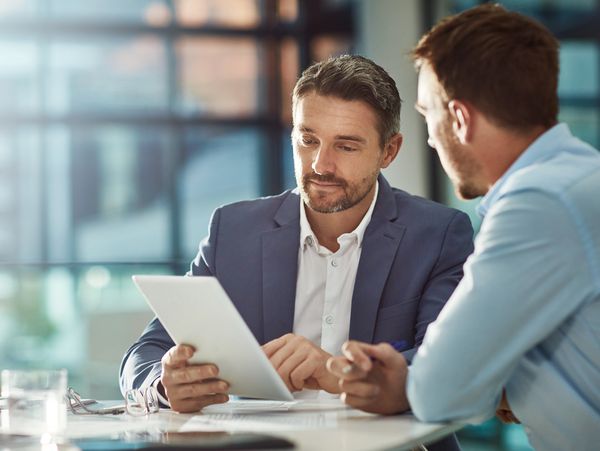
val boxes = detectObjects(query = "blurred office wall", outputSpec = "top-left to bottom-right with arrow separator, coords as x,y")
357,0 -> 429,198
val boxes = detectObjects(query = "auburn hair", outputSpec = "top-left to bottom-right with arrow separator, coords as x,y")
412,3 -> 559,130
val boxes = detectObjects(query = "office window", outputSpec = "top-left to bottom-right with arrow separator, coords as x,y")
558,42 -> 600,148
174,0 -> 261,28
179,126 -> 263,258
0,128 -> 42,262
559,42 -> 599,98
47,38 -> 169,114
177,37 -> 262,116
1,0 -> 355,398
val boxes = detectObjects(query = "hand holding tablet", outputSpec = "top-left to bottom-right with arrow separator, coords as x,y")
132,275 -> 294,408
159,343 -> 230,412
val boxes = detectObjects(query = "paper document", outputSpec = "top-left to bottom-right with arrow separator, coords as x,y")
181,399 -> 370,433
202,398 -> 349,414
181,411 -> 341,432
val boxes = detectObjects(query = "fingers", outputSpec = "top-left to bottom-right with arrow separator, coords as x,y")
341,391 -> 379,410
167,378 -> 229,401
162,365 -> 230,413
161,345 -> 230,413
172,394 -> 230,413
270,337 -> 315,391
289,358 -> 321,391
341,341 -> 374,372
162,344 -> 195,369
262,334 -> 292,358
351,342 -> 398,365
326,356 -> 368,381
336,375 -> 382,410
338,368 -> 409,415
268,339 -> 298,371
162,364 -> 219,386
278,351 -> 311,391
264,334 -> 333,392
339,379 -> 380,400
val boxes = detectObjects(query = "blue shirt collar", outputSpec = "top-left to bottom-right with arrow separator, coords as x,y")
477,123 -> 572,218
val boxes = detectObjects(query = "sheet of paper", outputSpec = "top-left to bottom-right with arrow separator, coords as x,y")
180,411 -> 342,432
181,399 -> 369,433
201,398 -> 349,414
203,400 -> 295,413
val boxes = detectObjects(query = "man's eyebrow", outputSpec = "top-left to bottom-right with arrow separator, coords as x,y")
296,127 -> 366,144
335,134 -> 367,144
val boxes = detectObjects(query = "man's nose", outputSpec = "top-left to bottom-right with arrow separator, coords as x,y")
312,145 -> 336,175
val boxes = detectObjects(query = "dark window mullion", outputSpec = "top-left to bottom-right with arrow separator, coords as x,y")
260,0 -> 284,195
38,1 -> 50,264
165,0 -> 184,272
0,21 -> 303,39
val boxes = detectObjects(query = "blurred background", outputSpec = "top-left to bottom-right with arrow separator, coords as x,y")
0,0 -> 598,449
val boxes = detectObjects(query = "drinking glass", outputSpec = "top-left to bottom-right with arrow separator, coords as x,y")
0,369 -> 68,442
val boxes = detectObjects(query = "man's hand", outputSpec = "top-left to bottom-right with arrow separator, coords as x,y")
496,389 -> 520,424
326,340 -> 409,415
262,334 -> 339,393
159,344 -> 229,413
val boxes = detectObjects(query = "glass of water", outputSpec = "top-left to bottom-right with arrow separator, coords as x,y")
1,369 -> 68,442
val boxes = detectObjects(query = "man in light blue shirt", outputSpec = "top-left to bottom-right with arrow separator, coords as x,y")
327,4 -> 600,450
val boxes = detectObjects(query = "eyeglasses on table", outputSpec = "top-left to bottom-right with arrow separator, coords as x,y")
66,386 -> 160,416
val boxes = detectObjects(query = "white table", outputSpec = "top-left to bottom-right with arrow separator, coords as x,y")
2,399 -> 462,451
62,399 -> 462,451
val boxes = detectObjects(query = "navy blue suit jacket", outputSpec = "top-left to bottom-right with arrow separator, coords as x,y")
120,175 -> 473,398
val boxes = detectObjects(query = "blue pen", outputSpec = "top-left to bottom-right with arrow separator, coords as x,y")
389,340 -> 408,353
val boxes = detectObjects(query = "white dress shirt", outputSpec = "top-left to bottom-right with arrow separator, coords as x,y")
293,182 -> 378,371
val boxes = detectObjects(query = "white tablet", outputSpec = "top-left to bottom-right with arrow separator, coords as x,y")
132,275 -> 293,401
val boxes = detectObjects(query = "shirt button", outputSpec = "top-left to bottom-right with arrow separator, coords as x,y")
331,259 -> 337,267
325,315 -> 334,325
306,236 -> 313,246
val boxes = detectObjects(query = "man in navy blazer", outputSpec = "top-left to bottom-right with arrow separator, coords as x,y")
120,55 -> 473,438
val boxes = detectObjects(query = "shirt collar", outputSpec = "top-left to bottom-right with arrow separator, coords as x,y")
299,181 -> 379,251
477,123 -> 572,218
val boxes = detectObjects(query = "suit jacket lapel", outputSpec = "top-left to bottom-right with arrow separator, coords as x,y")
261,191 -> 301,343
350,176 -> 406,343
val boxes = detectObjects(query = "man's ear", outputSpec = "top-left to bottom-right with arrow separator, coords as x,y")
448,100 -> 471,144
381,133 -> 403,168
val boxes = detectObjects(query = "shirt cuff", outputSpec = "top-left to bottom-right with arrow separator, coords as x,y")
152,377 -> 171,408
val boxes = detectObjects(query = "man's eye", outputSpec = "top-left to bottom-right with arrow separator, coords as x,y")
338,144 -> 356,152
301,136 -> 317,146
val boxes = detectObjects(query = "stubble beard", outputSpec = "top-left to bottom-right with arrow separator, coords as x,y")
300,171 -> 378,214
452,148 -> 486,200
438,121 -> 485,200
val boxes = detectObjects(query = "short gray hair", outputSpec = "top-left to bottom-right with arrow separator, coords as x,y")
292,55 -> 401,146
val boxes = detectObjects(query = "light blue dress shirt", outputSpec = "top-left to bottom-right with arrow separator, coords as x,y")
407,123 -> 600,450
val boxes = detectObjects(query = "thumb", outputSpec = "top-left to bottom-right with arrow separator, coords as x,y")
341,341 -> 373,372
